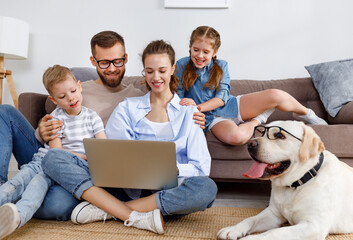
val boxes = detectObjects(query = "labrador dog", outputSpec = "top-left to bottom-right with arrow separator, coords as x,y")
218,120 -> 353,240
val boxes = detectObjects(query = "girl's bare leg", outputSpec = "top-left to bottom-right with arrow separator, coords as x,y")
239,89 -> 308,121
211,89 -> 311,145
211,119 -> 259,145
239,89 -> 327,125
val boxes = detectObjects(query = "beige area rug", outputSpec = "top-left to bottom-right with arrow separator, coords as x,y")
4,207 -> 353,240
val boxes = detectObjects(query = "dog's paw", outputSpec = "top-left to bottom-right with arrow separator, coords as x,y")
217,225 -> 245,240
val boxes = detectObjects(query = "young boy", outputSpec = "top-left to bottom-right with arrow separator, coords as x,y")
0,65 -> 106,239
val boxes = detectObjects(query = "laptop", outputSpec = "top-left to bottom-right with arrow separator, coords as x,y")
83,138 -> 178,190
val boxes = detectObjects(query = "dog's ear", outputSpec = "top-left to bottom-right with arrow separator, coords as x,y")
299,125 -> 325,162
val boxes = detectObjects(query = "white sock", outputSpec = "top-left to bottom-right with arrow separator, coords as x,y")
293,109 -> 328,125
253,108 -> 275,124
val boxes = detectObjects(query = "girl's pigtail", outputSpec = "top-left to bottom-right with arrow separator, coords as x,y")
203,56 -> 223,91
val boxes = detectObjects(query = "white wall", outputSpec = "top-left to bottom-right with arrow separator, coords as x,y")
1,0 -> 353,106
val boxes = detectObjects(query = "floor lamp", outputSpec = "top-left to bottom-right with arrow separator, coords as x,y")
0,16 -> 29,109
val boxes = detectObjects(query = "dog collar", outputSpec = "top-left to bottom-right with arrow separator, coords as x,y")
289,152 -> 324,190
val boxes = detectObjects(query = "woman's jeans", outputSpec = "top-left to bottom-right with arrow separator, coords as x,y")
42,148 -> 218,216
0,105 -> 79,220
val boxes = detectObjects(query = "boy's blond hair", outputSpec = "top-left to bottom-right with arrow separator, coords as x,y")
42,65 -> 77,95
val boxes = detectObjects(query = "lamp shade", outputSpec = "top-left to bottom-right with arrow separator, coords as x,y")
0,16 -> 29,60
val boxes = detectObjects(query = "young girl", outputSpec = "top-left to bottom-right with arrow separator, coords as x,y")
42,40 -> 217,235
176,26 -> 327,145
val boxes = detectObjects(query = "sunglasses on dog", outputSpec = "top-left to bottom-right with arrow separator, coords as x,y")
253,126 -> 302,142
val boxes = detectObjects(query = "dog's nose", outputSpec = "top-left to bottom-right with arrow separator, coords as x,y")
247,139 -> 258,152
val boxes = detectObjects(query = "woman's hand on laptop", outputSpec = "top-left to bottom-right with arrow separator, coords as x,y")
39,114 -> 63,142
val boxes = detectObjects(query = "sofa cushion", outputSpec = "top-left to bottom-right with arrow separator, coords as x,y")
121,76 -> 147,93
305,59 -> 353,118
206,131 -> 250,160
70,67 -> 98,82
311,124 -> 353,158
45,97 -> 56,114
328,101 -> 353,124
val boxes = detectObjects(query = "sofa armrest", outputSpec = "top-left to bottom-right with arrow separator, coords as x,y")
18,92 -> 48,129
328,101 -> 353,124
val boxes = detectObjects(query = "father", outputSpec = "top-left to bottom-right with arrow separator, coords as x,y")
0,30 -> 205,220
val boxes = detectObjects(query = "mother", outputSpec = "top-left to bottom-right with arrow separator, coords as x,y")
42,40 -> 217,234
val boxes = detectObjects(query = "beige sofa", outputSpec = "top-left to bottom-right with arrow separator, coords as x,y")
18,68 -> 353,182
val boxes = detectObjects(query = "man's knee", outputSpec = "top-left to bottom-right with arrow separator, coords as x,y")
0,104 -> 16,122
0,104 -> 21,119
0,104 -> 16,113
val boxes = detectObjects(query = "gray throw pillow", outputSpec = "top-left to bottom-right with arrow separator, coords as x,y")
305,59 -> 353,117
70,67 -> 98,83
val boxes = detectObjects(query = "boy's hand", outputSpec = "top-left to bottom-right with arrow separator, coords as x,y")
179,98 -> 196,106
39,114 -> 63,142
193,106 -> 206,129
76,153 -> 87,161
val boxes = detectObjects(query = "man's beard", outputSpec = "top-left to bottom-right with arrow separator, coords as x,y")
97,69 -> 125,88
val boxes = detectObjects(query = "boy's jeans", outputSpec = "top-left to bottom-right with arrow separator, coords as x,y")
0,105 -> 79,220
0,152 -> 55,227
43,148 -> 218,216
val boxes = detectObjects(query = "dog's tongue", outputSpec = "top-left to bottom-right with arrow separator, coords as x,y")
243,162 -> 269,179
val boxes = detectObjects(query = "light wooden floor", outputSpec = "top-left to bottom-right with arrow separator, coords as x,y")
8,155 -> 18,180
8,155 -> 271,209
